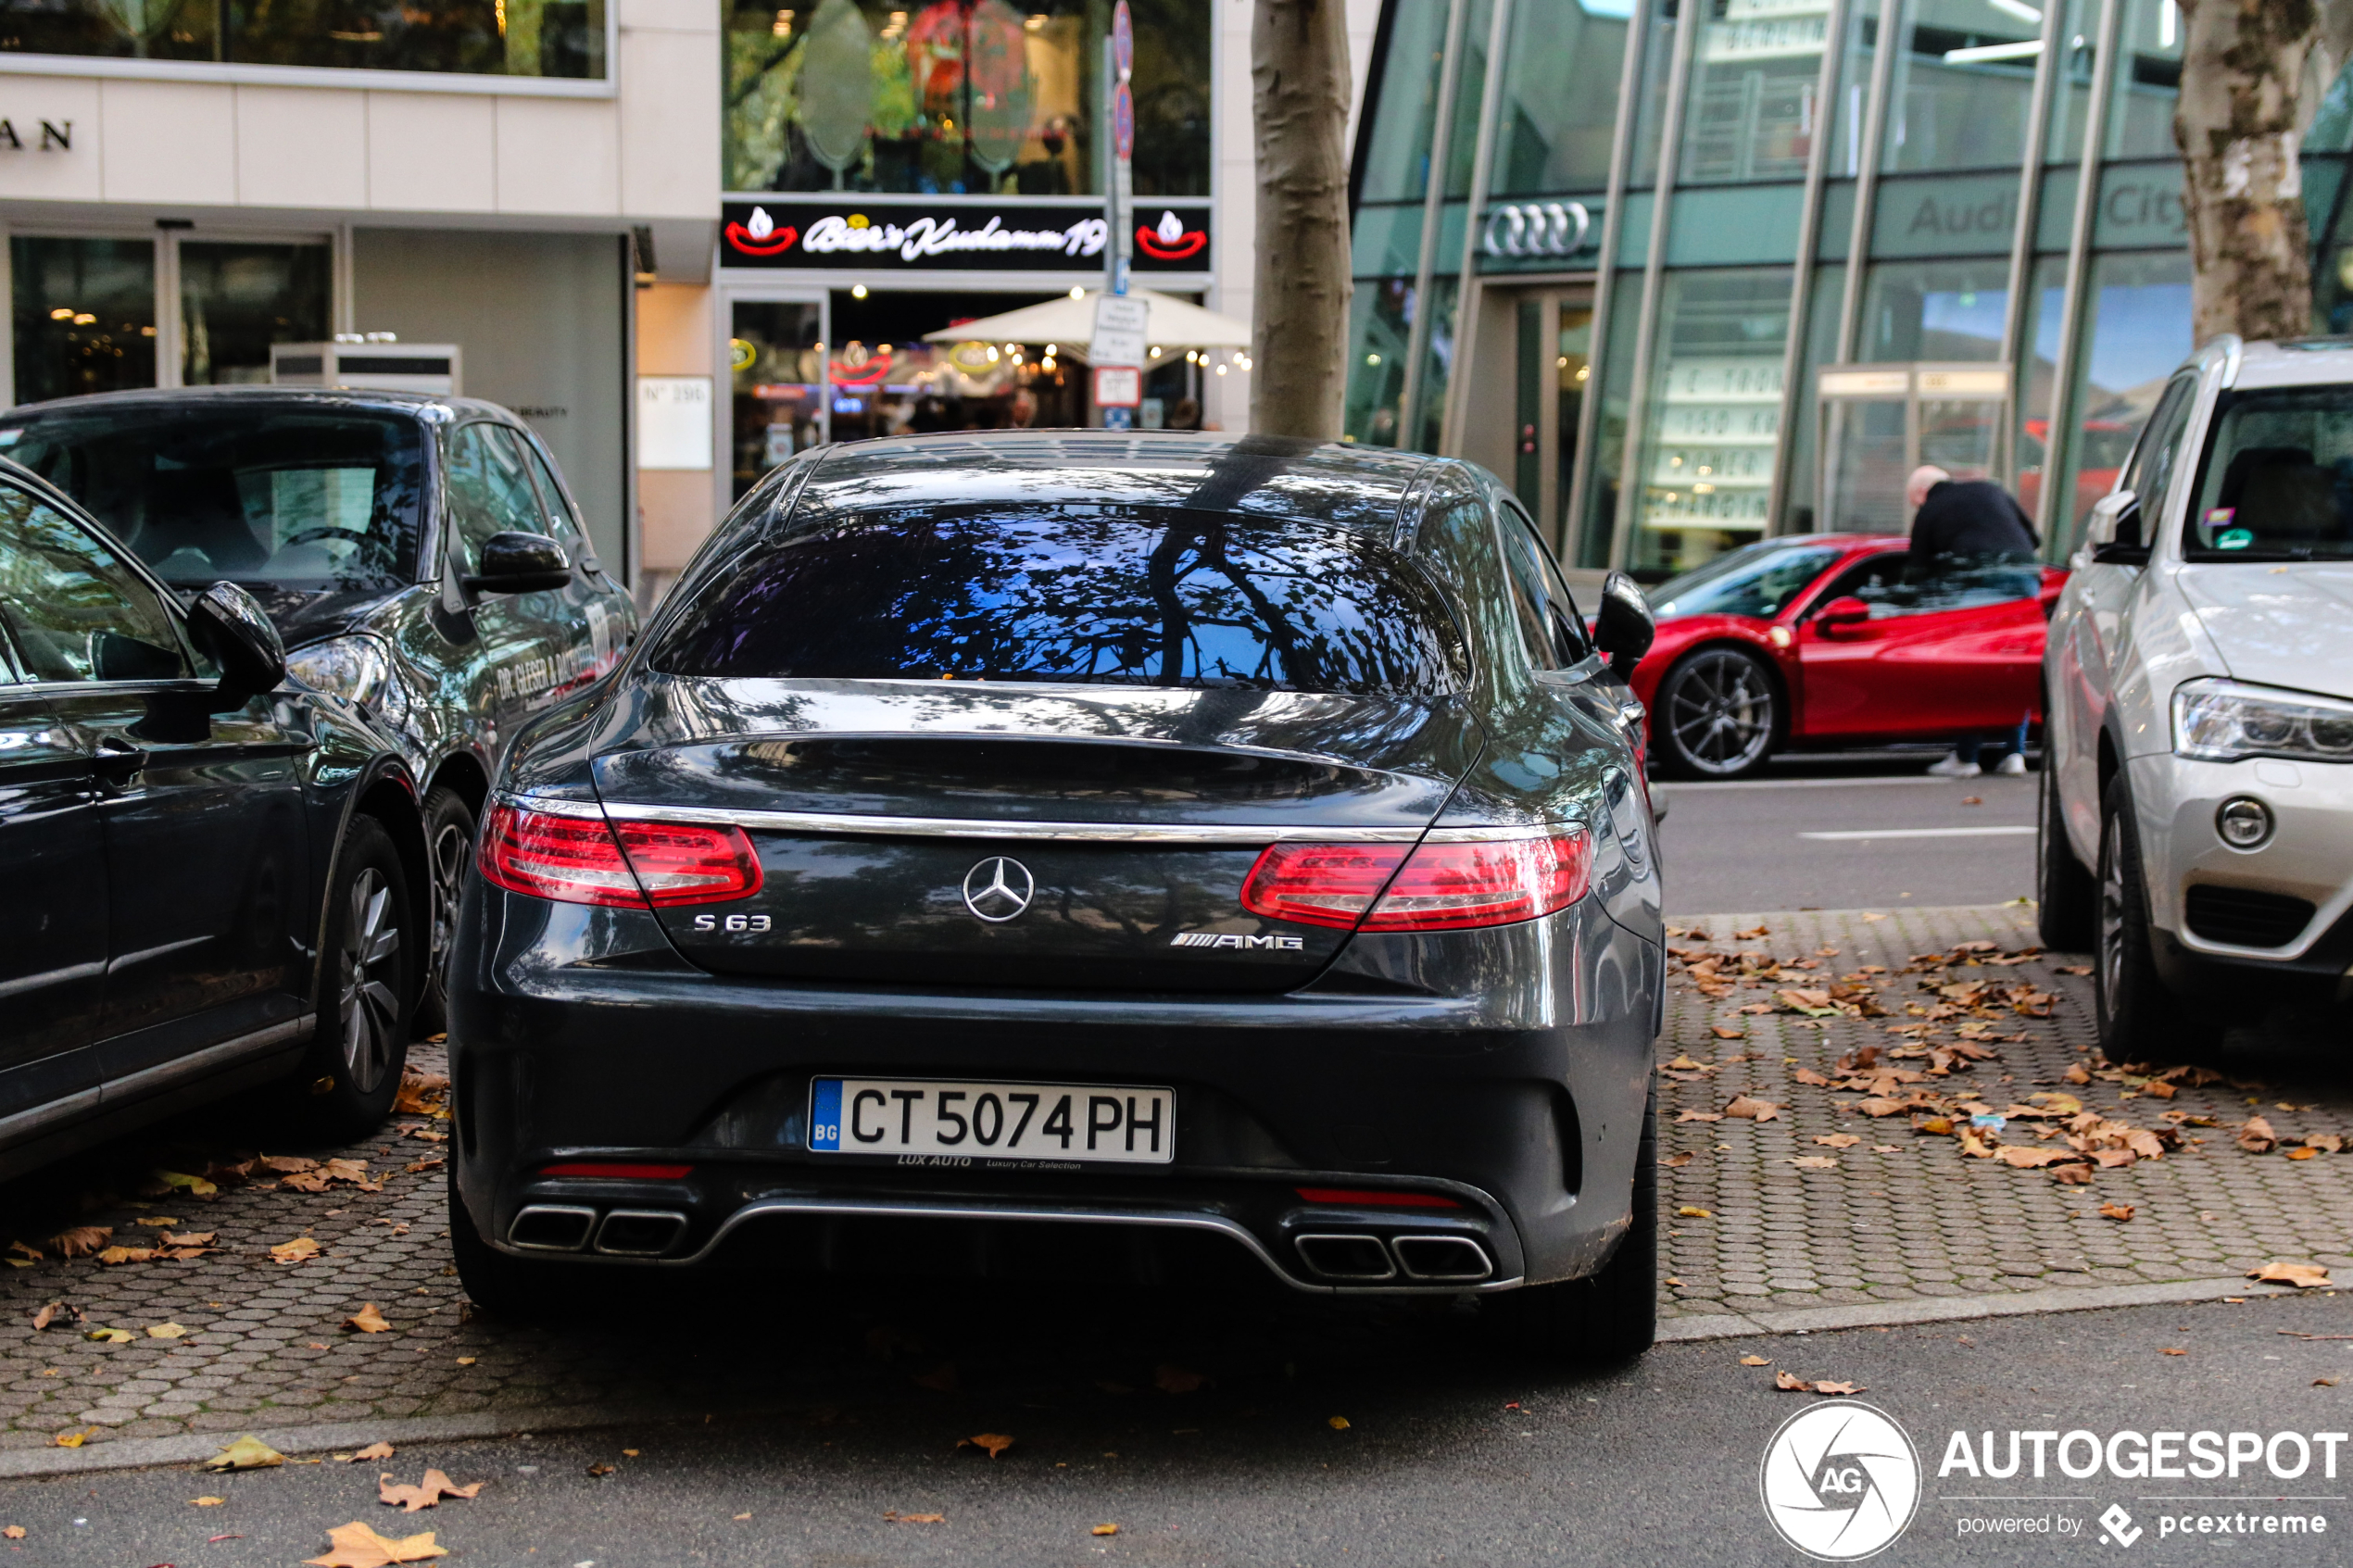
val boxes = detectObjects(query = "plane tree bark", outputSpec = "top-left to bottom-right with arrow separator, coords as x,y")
2174,0 -> 2353,343
1250,0 -> 1353,438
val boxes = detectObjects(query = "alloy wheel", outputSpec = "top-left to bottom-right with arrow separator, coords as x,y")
339,867 -> 404,1093
2096,811 -> 2127,1017
1666,650 -> 1775,774
427,818 -> 471,995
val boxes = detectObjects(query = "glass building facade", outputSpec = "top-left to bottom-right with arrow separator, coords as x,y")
1347,0 -> 2353,577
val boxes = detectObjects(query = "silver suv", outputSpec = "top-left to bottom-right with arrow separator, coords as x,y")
2039,335 -> 2353,1061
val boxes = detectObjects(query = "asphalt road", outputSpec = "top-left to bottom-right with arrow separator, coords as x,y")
1656,755 -> 2042,917
4,1290 -> 2348,1566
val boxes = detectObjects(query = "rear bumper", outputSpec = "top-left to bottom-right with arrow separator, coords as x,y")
447,885 -> 1661,1294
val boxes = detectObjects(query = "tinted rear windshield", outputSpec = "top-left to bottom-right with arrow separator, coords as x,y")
2184,388 -> 2353,560
650,507 -> 1469,695
0,406 -> 427,591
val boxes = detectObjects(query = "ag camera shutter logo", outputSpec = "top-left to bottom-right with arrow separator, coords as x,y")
1760,1402 -> 1922,1560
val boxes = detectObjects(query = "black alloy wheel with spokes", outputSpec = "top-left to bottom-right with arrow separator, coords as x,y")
286,813 -> 416,1140
412,785 -> 477,1038
1654,646 -> 1779,778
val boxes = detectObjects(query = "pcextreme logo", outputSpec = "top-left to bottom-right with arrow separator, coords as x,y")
1760,1401 -> 1922,1560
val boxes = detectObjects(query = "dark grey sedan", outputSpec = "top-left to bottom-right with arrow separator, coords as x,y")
0,389 -> 639,1033
447,433 -> 1666,1359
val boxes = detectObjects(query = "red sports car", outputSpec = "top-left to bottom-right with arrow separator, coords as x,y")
1625,533 -> 2066,778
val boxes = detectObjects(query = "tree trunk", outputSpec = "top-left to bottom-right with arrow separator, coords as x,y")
2173,0 -> 2349,344
1251,0 -> 1353,439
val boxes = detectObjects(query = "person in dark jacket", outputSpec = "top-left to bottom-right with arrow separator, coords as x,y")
1907,464 -> 2039,560
1906,465 -> 2041,778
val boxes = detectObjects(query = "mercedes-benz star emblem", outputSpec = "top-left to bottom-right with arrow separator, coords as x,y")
962,857 -> 1035,922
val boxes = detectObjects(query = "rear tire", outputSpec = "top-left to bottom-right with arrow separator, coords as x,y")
1653,646 -> 1779,779
447,1162 -> 570,1323
1493,1086 -> 1657,1364
283,814 -> 414,1143
2095,776 -> 2223,1066
2036,758 -> 2097,950
411,786 -> 476,1041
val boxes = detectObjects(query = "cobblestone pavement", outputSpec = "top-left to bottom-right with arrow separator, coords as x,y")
1658,904 -> 2353,1322
2,904 -> 2347,1457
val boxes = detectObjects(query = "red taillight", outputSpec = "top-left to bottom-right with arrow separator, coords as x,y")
1295,1186 -> 1464,1210
611,819 -> 763,905
541,1162 -> 694,1179
1237,843 -> 1410,928
1359,832 -> 1590,931
479,801 -> 761,909
1239,830 -> 1589,934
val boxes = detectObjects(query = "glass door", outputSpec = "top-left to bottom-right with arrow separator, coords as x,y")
724,295 -> 826,504
1818,364 -> 2011,533
1510,290 -> 1594,554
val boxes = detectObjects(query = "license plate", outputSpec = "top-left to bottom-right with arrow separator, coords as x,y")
807,1078 -> 1174,1164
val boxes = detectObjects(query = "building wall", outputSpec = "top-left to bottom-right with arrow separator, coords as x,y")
0,3 -> 717,231
353,229 -> 634,574
635,280 -> 718,592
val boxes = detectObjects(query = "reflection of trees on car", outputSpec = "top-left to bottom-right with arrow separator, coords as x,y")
651,508 -> 1468,696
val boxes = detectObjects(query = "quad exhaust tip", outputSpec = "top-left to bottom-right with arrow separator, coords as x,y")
507,1205 -> 690,1257
1390,1234 -> 1493,1281
509,1204 -> 598,1251
596,1209 -> 689,1256
1293,1232 -> 1495,1283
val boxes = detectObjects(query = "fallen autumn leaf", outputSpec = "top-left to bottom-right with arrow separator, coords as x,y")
345,1304 -> 391,1335
201,1435 -> 286,1472
2249,1261 -> 2332,1289
303,1520 -> 448,1566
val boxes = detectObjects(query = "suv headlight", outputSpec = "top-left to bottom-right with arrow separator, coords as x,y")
285,634 -> 396,714
2171,678 -> 2353,763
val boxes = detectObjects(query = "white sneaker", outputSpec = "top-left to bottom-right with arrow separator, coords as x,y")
1995,752 -> 2028,776
1926,754 -> 1982,778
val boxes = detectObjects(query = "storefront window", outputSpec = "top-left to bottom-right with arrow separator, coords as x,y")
1629,0 -> 1681,186
1576,280 -> 1643,567
1357,0 -> 1455,205
824,287 -> 1084,444
180,243 -> 331,387
2104,0 -> 2180,160
1490,0 -> 1632,197
10,238 -> 156,408
1411,275 -> 1462,454
729,299 -> 824,502
1679,0 -> 1831,186
2043,0 -> 2100,165
1343,278 -> 1416,447
2045,248 -> 2190,544
724,0 -> 1207,197
1441,0 -> 1496,197
1825,0 -> 1874,178
1857,257 -> 2009,361
1782,263 -> 1840,530
0,0 -> 606,78
1881,0 -> 2039,173
1631,267 -> 1792,575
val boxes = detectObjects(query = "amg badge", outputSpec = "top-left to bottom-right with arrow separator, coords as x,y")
1170,933 -> 1304,950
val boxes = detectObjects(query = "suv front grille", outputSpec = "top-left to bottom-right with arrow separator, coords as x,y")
2183,884 -> 2315,948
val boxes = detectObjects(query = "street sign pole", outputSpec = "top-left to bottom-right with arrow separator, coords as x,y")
1101,0 -> 1138,430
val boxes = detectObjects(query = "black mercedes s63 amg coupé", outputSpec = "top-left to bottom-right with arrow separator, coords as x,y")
447,431 -> 1666,1358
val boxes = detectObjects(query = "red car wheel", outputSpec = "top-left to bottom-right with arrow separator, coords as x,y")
1654,646 -> 1779,779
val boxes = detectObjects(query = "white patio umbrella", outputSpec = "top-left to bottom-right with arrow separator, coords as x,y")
922,287 -> 1252,366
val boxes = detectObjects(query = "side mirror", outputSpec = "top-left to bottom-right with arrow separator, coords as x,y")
189,580 -> 287,709
1814,595 -> 1870,635
2084,488 -> 2147,564
464,531 -> 573,596
1592,571 -> 1656,680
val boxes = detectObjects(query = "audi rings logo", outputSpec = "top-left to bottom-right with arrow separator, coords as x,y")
962,857 -> 1035,922
1760,1402 -> 1921,1561
1481,200 -> 1592,259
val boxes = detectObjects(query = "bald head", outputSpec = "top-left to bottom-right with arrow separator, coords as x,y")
1906,465 -> 1952,512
